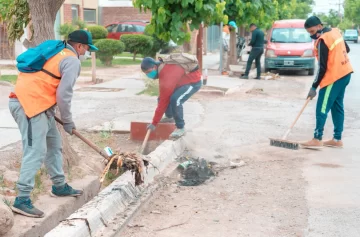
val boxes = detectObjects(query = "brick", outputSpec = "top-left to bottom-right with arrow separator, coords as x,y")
63,4 -> 73,23
130,122 -> 176,141
101,7 -> 151,26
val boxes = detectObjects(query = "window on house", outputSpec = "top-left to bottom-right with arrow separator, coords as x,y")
84,9 -> 96,23
71,5 -> 79,22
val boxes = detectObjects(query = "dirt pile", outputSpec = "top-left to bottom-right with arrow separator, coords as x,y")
177,157 -> 215,186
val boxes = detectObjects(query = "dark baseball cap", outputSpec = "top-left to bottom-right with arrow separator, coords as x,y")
304,16 -> 323,29
68,30 -> 98,51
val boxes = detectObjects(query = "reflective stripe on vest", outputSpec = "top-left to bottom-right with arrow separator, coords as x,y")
314,28 -> 353,88
14,48 -> 77,118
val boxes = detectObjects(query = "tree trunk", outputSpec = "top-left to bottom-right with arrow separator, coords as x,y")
229,30 -> 237,65
25,0 -> 65,48
26,0 -> 80,167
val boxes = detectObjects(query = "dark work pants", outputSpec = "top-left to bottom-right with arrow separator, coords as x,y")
244,47 -> 264,77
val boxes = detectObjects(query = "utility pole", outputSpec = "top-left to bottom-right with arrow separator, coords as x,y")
334,0 -> 343,22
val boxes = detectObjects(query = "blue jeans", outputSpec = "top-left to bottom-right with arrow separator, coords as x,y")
314,74 -> 351,140
160,81 -> 202,129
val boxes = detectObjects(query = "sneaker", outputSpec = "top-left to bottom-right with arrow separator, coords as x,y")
323,139 -> 343,148
160,117 -> 175,123
51,183 -> 83,197
300,138 -> 323,149
11,197 -> 44,218
255,76 -> 261,80
170,128 -> 186,139
222,71 -> 229,75
240,75 -> 249,79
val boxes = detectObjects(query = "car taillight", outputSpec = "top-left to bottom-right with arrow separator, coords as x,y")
266,49 -> 277,58
302,49 -> 314,57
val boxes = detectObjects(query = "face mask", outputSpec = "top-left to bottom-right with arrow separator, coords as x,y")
310,29 -> 323,40
146,69 -> 158,79
79,51 -> 90,61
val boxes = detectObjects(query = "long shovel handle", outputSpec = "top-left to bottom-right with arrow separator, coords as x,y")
140,129 -> 151,155
282,98 -> 311,140
54,116 -> 110,160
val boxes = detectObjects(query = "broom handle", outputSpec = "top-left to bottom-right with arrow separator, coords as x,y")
140,129 -> 151,154
282,98 -> 311,140
54,116 -> 110,160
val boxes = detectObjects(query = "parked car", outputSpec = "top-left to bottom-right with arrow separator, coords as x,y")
264,19 -> 315,75
343,29 -> 358,43
105,20 -> 149,40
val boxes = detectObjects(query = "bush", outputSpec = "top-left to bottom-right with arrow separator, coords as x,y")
120,34 -> 153,61
59,23 -> 76,40
94,39 -> 125,66
87,25 -> 108,39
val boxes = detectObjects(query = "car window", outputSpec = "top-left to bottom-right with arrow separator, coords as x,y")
106,24 -> 117,33
134,25 -> 145,32
271,28 -> 312,43
117,24 -> 136,32
345,30 -> 358,36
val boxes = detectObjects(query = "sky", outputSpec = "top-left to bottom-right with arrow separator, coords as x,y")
312,0 -> 344,14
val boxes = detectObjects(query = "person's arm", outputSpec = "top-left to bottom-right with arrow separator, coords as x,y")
56,56 -> 81,124
151,66 -> 184,126
312,39 -> 328,89
344,40 -> 350,53
248,30 -> 257,46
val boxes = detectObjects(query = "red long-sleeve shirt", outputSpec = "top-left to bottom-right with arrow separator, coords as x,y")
152,64 -> 201,126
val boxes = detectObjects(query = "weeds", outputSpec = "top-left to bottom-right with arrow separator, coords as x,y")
31,168 -> 46,201
102,171 -> 120,187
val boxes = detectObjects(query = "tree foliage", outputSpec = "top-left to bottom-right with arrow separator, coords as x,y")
344,0 -> 360,26
120,34 -> 153,61
315,10 -> 341,28
133,0 -> 227,44
0,0 -> 31,44
94,39 -> 125,66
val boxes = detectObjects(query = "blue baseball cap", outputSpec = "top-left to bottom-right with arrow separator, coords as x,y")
68,30 -> 98,51
141,57 -> 160,71
229,21 -> 237,29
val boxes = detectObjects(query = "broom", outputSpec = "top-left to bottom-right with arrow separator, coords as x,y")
269,98 -> 311,150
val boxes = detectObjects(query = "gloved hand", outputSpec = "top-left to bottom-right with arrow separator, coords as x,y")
147,124 -> 156,131
307,87 -> 317,100
63,122 -> 76,135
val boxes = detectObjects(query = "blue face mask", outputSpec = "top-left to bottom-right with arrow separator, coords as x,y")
146,69 -> 158,79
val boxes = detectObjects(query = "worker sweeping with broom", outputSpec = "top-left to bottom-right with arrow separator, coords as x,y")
141,54 -> 202,139
301,16 -> 353,148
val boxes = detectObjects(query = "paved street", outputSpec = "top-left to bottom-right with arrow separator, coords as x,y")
119,42 -> 360,237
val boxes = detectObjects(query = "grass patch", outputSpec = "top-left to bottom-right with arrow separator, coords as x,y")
115,52 -> 143,58
102,171 -> 121,187
81,58 -> 141,68
137,79 -> 159,97
0,75 -> 17,84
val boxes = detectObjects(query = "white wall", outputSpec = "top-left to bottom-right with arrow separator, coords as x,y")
98,0 -> 133,7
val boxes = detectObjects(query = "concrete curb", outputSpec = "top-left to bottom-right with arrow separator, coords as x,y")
3,176 -> 100,237
45,138 -> 186,237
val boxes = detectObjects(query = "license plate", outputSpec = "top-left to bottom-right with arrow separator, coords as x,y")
284,60 -> 294,66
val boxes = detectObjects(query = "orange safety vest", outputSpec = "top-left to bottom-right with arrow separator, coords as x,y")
315,28 -> 353,88
14,48 -> 77,118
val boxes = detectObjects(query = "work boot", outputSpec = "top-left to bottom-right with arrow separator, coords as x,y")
170,128 -> 186,139
51,183 -> 83,197
240,75 -> 249,79
11,197 -> 44,218
300,138 -> 323,148
160,117 -> 175,123
323,139 -> 343,148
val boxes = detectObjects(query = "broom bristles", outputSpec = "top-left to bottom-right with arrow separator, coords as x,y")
269,138 -> 299,150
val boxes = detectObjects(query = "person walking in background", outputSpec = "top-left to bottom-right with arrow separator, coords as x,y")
240,23 -> 264,79
222,21 -> 237,75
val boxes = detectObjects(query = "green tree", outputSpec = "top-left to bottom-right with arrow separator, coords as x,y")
120,34 -> 153,61
338,18 -> 354,31
344,0 -> 360,26
289,0 -> 314,19
315,10 -> 341,28
133,0 -> 226,44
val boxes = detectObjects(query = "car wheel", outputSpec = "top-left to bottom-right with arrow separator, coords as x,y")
308,69 -> 315,76
355,40 -> 358,43
264,67 -> 271,73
